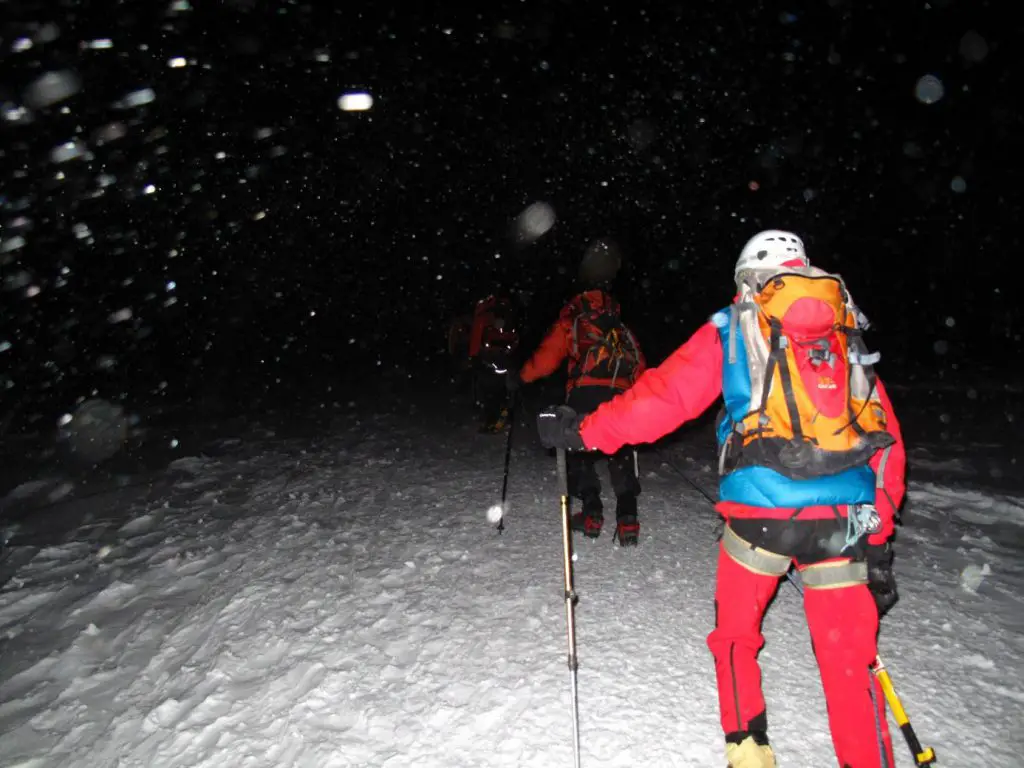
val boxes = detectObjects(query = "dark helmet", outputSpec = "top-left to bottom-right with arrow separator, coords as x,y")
577,238 -> 622,288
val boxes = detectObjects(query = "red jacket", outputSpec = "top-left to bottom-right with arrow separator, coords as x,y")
578,321 -> 906,543
468,296 -> 498,358
520,290 -> 647,395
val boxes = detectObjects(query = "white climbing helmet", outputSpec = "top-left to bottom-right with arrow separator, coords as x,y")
735,230 -> 809,276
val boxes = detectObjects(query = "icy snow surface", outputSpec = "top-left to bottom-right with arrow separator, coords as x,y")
1,392 -> 1022,767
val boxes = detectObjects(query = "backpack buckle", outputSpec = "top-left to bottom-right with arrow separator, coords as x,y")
807,341 -> 835,368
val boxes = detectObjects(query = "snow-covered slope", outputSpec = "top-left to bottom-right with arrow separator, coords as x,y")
1,390 -> 1021,767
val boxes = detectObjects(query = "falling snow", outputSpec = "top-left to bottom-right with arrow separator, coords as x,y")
0,2 -> 1021,764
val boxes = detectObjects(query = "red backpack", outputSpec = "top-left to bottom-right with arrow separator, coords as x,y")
568,293 -> 642,389
477,297 -> 520,363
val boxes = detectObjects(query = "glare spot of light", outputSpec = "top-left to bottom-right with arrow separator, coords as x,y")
338,92 -> 373,111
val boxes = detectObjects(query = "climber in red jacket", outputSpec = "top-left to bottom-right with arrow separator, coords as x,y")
511,239 -> 647,545
537,230 -> 905,768
466,295 -> 519,433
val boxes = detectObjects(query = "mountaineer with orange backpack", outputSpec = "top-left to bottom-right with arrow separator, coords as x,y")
508,240 -> 647,545
536,230 -> 905,767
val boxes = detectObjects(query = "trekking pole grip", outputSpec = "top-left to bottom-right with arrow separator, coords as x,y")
556,448 -> 568,496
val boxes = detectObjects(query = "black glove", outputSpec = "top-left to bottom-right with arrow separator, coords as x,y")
865,541 -> 898,617
537,405 -> 586,451
506,370 -> 522,393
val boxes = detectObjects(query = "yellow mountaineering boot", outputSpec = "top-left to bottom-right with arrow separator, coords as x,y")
726,735 -> 776,768
480,406 -> 509,434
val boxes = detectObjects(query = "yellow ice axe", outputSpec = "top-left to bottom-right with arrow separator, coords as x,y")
871,655 -> 936,765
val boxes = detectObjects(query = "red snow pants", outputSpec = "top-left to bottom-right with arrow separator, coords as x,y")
706,543 -> 896,767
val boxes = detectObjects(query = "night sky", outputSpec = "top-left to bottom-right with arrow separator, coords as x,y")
1,0 -> 1019,436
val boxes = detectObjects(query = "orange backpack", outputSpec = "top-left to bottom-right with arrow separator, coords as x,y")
724,268 -> 894,479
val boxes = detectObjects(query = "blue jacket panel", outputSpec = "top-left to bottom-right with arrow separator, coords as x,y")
720,465 -> 876,508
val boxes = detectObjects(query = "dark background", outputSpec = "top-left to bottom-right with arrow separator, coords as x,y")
1,0 -> 1019,437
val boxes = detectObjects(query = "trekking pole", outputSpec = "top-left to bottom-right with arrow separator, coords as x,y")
663,457 -> 717,506
496,393 -> 517,534
784,572 -> 936,766
654,453 -> 726,539
557,447 -> 582,768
